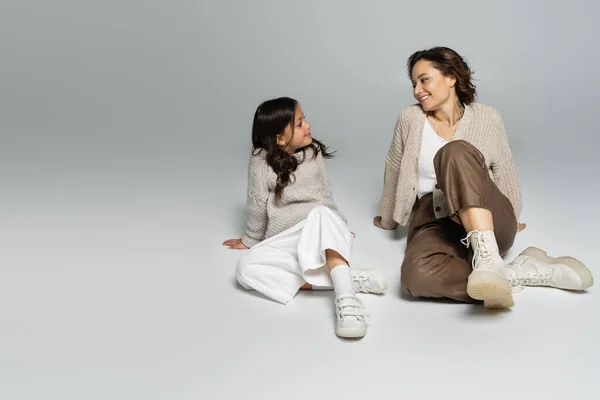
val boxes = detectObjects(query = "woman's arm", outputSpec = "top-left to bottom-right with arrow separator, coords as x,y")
378,112 -> 406,229
490,111 -> 523,221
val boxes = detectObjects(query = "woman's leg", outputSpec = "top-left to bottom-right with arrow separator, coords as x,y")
434,140 -> 517,254
434,140 -> 518,307
401,195 -> 474,302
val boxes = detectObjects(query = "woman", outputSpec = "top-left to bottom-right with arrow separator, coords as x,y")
374,47 -> 592,308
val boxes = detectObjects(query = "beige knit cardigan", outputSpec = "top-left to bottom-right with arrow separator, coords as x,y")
379,103 -> 522,228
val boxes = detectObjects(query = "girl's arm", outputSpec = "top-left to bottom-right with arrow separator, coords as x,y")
240,156 -> 270,248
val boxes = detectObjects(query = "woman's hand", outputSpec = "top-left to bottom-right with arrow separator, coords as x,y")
374,216 -> 384,229
222,238 -> 249,250
517,223 -> 527,233
373,216 -> 398,230
374,216 -> 399,230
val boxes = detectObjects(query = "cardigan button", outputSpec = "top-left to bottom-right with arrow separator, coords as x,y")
435,207 -> 441,212
435,184 -> 440,189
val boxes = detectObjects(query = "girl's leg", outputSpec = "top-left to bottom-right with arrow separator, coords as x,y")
298,206 -> 371,338
236,222 -> 306,305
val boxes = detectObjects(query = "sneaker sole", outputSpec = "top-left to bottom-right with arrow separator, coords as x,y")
336,326 -> 367,338
467,270 -> 514,309
519,247 -> 594,290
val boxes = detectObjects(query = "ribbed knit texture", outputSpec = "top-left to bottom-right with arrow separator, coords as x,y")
241,149 -> 346,248
379,103 -> 522,228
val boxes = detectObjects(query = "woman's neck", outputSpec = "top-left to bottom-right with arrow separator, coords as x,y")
431,100 -> 463,127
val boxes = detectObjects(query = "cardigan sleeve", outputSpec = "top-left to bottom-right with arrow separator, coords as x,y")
241,155 -> 270,248
489,111 -> 523,220
378,111 -> 406,229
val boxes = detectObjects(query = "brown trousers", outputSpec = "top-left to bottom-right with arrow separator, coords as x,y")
401,140 -> 517,302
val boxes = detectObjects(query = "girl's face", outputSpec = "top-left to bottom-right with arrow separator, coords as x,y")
277,105 -> 312,153
411,60 -> 456,112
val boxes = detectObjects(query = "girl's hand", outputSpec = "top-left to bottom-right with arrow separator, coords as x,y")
222,238 -> 249,250
517,223 -> 527,233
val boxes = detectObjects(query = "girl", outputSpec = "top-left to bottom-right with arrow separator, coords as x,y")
223,97 -> 387,338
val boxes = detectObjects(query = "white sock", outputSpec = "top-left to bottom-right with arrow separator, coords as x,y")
330,265 -> 355,297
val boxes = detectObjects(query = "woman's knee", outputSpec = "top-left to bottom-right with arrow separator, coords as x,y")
437,139 -> 473,157
434,140 -> 483,169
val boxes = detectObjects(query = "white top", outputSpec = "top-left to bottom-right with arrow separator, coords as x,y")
417,118 -> 449,199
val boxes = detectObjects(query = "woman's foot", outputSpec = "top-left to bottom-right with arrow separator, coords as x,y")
463,230 -> 514,308
507,247 -> 594,290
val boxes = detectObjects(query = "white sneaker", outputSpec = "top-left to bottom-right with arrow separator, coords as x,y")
351,269 -> 388,294
462,230 -> 514,309
334,294 -> 369,338
508,247 -> 594,290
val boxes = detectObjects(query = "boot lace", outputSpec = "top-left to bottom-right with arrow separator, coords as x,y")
461,230 -> 492,269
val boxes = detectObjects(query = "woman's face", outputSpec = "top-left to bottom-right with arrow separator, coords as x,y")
411,60 -> 456,112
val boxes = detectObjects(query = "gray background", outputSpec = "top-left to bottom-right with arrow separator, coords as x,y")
1,0 -> 599,399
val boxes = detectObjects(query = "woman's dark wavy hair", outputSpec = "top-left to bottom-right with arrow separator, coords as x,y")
407,46 -> 477,105
251,97 -> 334,202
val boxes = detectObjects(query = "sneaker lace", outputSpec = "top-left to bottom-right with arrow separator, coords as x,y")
336,294 -> 370,318
461,231 -> 492,269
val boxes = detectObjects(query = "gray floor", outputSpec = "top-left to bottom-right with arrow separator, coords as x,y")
2,144 -> 599,399
1,1 -> 599,399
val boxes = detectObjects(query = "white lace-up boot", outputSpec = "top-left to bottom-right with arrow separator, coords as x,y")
507,247 -> 594,290
463,230 -> 513,308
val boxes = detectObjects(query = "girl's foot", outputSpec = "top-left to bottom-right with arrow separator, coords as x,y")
334,294 -> 369,338
351,269 -> 388,294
